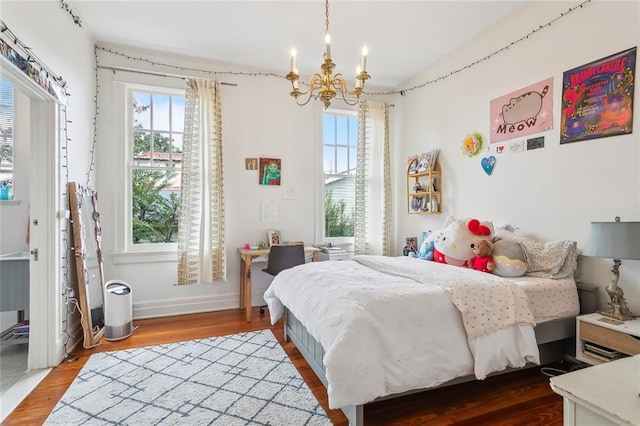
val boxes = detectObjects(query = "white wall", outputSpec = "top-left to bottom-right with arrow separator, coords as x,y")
95,44 -> 322,317
395,0 -> 640,313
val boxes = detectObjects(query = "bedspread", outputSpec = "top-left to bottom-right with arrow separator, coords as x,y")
264,256 -> 539,409
353,256 -> 535,339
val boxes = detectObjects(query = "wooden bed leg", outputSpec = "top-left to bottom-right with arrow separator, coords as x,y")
283,310 -> 290,342
342,405 -> 364,426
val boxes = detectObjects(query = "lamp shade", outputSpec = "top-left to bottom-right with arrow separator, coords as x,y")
582,221 -> 640,260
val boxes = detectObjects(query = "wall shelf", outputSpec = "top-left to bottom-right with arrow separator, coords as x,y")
406,160 -> 441,215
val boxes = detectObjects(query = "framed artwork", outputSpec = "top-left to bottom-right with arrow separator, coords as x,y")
403,236 -> 418,256
268,230 -> 281,247
407,155 -> 418,174
259,157 -> 281,185
424,149 -> 440,171
560,47 -> 636,144
245,158 -> 258,170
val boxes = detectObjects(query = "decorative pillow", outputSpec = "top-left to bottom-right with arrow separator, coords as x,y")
492,238 -> 528,277
495,228 -> 580,278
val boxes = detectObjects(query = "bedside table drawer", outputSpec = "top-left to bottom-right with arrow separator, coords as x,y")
581,321 -> 640,355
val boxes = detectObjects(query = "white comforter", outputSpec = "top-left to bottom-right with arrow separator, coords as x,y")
264,256 -> 540,409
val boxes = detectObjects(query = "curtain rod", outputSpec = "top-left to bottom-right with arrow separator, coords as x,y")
97,65 -> 238,86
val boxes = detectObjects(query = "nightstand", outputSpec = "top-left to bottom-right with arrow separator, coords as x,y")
576,313 -> 640,365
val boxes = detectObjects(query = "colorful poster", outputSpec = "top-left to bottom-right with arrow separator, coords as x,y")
490,78 -> 553,143
259,157 -> 281,186
560,47 -> 636,144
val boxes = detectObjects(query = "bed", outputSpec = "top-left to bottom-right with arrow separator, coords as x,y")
264,252 -> 582,426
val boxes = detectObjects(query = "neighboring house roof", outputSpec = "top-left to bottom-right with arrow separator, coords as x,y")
134,151 -> 182,161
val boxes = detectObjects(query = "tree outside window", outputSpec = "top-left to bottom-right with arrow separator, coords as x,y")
130,91 -> 184,244
323,110 -> 357,239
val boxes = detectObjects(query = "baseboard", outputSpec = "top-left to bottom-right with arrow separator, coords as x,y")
133,292 -> 244,319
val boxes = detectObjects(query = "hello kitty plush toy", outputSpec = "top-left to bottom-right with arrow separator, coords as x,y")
433,216 -> 494,267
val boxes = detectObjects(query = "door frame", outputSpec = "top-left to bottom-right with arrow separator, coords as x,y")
1,58 -> 63,369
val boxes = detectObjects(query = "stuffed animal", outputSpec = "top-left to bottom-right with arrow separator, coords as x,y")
491,238 -> 529,277
470,240 -> 495,273
433,216 -> 494,267
409,234 -> 435,260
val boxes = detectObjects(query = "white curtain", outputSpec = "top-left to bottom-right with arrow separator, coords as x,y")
354,101 -> 392,256
177,78 -> 226,284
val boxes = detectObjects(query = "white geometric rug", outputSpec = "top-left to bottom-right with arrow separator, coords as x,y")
45,330 -> 331,425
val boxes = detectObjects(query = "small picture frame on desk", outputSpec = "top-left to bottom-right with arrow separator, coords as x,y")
268,230 -> 281,247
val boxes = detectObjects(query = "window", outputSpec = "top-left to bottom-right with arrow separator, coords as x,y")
0,77 -> 14,200
129,88 -> 185,247
323,109 -> 357,240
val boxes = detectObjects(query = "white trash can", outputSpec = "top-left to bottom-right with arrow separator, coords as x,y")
104,280 -> 133,341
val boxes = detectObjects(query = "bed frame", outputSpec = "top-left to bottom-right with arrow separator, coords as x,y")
284,300 -> 584,426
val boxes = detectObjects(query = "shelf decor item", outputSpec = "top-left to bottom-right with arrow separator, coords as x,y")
461,132 -> 483,157
582,217 -> 640,321
268,230 -> 281,247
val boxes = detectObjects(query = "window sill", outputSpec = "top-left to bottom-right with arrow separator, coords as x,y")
111,250 -> 177,265
0,199 -> 21,206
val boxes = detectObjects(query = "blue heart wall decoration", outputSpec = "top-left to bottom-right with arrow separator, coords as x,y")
481,156 -> 496,175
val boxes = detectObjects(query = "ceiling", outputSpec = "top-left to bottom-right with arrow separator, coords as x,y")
74,0 -> 527,88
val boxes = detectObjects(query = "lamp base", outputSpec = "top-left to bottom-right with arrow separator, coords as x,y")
597,258 -> 634,322
597,306 -> 634,322
598,283 -> 634,322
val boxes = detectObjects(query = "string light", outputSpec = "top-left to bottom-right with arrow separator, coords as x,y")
86,46 -> 100,187
59,0 -> 82,27
0,21 -> 68,101
96,46 -> 285,80
368,0 -> 592,96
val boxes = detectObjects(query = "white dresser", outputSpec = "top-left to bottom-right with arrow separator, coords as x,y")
550,354 -> 640,425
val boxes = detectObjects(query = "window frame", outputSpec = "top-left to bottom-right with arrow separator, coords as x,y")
124,83 -> 185,253
321,106 -> 358,246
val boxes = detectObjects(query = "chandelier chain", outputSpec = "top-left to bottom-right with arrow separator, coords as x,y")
325,0 -> 330,35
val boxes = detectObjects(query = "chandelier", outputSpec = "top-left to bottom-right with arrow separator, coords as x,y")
286,0 -> 370,108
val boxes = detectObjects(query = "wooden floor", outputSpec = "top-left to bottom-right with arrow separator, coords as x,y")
3,309 -> 565,425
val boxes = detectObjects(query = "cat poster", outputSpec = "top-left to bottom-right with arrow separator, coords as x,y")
560,47 -> 635,144
489,77 -> 554,143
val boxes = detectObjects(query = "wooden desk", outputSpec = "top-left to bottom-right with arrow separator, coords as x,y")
237,246 -> 319,322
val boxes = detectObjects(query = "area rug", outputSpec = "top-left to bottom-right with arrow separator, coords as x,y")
45,330 -> 331,425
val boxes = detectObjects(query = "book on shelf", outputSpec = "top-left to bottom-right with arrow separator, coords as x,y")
583,342 -> 625,362
584,342 -> 624,359
583,350 -> 624,363
314,244 -> 346,254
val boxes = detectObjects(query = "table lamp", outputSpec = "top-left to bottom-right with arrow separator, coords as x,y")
582,217 -> 640,321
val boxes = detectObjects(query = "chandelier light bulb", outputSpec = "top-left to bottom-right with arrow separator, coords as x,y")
361,46 -> 368,71
290,48 -> 297,72
325,33 -> 332,60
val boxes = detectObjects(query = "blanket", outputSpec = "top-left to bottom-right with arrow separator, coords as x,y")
264,256 -> 539,409
353,256 -> 535,339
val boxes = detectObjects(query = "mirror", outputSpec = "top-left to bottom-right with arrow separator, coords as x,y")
68,182 -> 105,347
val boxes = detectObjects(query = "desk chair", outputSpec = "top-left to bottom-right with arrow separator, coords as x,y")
259,244 -> 306,315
